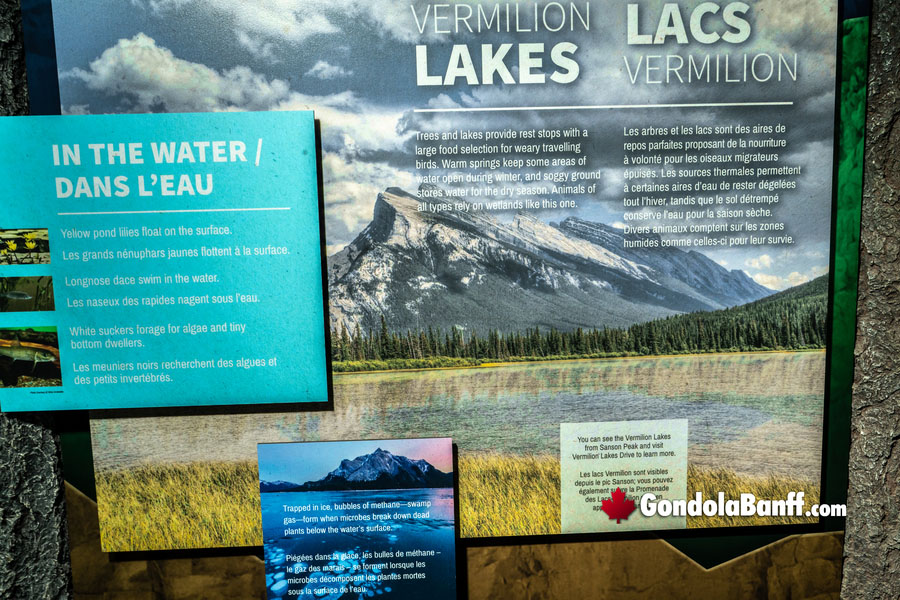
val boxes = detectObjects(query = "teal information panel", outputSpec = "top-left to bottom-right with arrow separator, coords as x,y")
0,111 -> 328,411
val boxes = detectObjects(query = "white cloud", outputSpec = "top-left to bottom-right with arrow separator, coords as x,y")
745,254 -> 773,270
145,0 -> 338,43
321,153 -> 416,239
751,265 -> 829,290
68,34 -> 416,248
786,271 -> 810,286
426,94 -> 461,110
66,34 -> 291,112
751,272 -> 784,290
305,60 -> 353,80
141,0 -> 425,45
716,259 -> 728,267
236,31 -> 279,62
611,222 -> 626,230
274,94 -> 409,157
67,35 -> 410,157
62,104 -> 90,115
755,0 -> 838,43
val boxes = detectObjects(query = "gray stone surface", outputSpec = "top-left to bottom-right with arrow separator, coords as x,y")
0,415 -> 72,599
0,0 -> 73,598
842,2 -> 900,598
0,0 -> 28,118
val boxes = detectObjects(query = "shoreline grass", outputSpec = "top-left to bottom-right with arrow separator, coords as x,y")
332,348 -> 825,375
685,465 -> 820,528
95,461 -> 262,552
95,457 -> 820,551
458,454 -> 561,537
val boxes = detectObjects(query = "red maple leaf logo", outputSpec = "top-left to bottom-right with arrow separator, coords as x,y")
601,487 -> 636,523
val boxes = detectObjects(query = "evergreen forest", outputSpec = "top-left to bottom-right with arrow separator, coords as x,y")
330,275 -> 828,372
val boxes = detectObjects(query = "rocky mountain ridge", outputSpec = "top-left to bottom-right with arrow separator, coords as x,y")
328,187 -> 769,333
290,448 -> 453,492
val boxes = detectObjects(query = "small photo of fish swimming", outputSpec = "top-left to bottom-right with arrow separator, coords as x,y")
0,229 -> 51,265
0,327 -> 62,389
0,277 -> 55,313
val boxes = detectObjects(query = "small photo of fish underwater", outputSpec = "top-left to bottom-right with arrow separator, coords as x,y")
0,277 -> 55,313
0,327 -> 61,389
0,229 -> 51,265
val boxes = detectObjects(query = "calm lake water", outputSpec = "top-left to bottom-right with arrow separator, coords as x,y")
91,352 -> 824,480
262,488 -> 456,600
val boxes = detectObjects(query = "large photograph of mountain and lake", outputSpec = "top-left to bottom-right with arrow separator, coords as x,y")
48,0 -> 841,550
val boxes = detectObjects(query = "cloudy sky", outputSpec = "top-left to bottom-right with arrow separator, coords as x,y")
51,0 -> 837,289
258,438 -> 453,484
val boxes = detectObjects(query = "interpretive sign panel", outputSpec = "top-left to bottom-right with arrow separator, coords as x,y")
44,0 -> 839,548
0,111 -> 328,411
561,419 -> 688,532
258,438 -> 457,600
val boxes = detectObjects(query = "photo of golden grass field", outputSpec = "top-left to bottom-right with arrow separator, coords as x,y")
96,462 -> 262,551
456,457 -> 820,535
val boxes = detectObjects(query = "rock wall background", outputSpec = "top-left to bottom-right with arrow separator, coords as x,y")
0,414 -> 71,599
841,0 -> 900,598
0,1 -> 72,598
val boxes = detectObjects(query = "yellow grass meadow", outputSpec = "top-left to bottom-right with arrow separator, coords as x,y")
95,456 -> 820,551
95,462 -> 262,551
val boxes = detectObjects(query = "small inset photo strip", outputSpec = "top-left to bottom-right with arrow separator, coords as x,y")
0,228 -> 50,265
0,327 -> 61,389
0,276 -> 55,313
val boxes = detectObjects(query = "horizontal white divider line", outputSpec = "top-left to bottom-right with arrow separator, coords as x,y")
58,207 -> 292,216
414,101 -> 794,113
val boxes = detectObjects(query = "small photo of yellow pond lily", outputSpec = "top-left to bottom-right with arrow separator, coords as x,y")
0,228 -> 51,265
